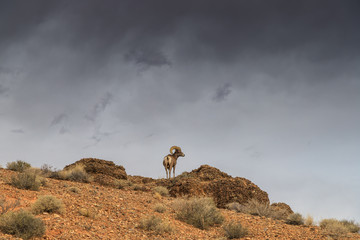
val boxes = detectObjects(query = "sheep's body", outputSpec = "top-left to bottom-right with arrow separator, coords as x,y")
163,146 -> 185,179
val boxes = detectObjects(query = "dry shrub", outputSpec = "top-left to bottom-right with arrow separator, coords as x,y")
0,210 -> 45,240
68,187 -> 80,193
173,197 -> 224,229
31,195 -> 65,215
114,179 -> 133,189
340,220 -> 360,233
153,204 -> 166,213
139,215 -> 173,234
304,215 -> 314,226
10,172 -> 41,191
285,213 -> 304,225
57,165 -> 92,183
223,222 -> 248,239
132,184 -> 147,191
79,208 -> 96,218
320,218 -> 351,238
227,199 -> 289,220
6,160 -> 31,172
153,192 -> 162,200
153,186 -> 169,197
0,197 -> 20,216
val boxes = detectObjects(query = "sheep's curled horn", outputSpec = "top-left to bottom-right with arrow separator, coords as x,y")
170,146 -> 182,154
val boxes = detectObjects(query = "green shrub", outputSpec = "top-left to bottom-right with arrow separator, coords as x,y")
153,186 -> 169,197
223,222 -> 248,239
57,165 -> 92,183
10,172 -> 41,191
0,210 -> 45,239
139,215 -> 173,234
285,213 -> 304,225
31,195 -> 65,214
173,197 -> 224,229
153,204 -> 166,213
6,160 -> 31,172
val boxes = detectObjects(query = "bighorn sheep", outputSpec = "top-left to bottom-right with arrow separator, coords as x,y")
163,146 -> 185,179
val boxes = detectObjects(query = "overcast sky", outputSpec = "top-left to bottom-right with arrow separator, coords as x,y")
1,0 -> 359,222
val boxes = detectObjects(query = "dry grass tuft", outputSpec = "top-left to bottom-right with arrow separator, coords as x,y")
223,222 -> 248,239
31,195 -> 65,215
153,186 -> 169,197
319,218 -> 360,238
138,215 -> 174,234
304,215 -> 314,226
0,210 -> 45,240
79,208 -> 96,218
173,197 -> 224,229
153,204 -> 167,213
56,165 -> 92,183
10,172 -> 41,191
6,160 -> 31,172
285,213 -> 304,225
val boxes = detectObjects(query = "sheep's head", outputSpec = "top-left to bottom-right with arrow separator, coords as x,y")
170,146 -> 185,157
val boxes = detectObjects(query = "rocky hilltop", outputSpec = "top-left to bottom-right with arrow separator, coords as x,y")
0,158 -> 359,239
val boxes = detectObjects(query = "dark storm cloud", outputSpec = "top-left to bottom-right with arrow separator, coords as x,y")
1,0 -> 359,69
213,83 -> 232,102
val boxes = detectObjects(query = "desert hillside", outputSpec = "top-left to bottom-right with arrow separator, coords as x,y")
0,159 -> 359,240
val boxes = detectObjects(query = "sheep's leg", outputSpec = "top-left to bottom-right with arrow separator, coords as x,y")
173,166 -> 176,179
164,167 -> 168,179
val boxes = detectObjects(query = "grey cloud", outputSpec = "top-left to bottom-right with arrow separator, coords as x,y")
0,84 -> 9,95
85,92 -> 113,122
11,129 -> 24,134
50,113 -> 68,126
213,83 -> 232,102
125,48 -> 171,70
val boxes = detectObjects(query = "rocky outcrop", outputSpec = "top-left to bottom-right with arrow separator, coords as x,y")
64,158 -> 127,180
169,165 -> 269,208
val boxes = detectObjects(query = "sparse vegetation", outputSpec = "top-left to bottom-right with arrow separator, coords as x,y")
6,160 -> 31,172
68,186 -> 80,193
31,195 -> 65,215
304,215 -> 314,226
223,222 -> 248,239
132,184 -> 147,191
0,210 -> 45,239
79,208 -> 96,218
173,197 -> 224,229
114,179 -> 133,189
285,213 -> 304,225
56,165 -> 92,183
340,220 -> 360,233
153,186 -> 169,197
153,204 -> 166,213
227,199 -> 289,220
320,218 -> 360,237
138,215 -> 173,234
0,197 -> 20,216
10,172 -> 41,191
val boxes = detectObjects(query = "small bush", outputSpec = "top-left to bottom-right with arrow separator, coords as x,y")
132,184 -> 147,191
10,172 -> 41,191
0,210 -> 45,239
6,160 -> 31,172
153,186 -> 169,197
114,179 -> 133,189
153,204 -> 166,213
320,218 -> 349,237
285,213 -> 304,225
173,197 -> 224,229
139,215 -> 173,234
79,208 -> 96,218
228,199 -> 289,220
68,187 -> 80,193
223,222 -> 248,239
304,215 -> 314,226
0,197 -> 20,216
31,195 -> 65,215
57,165 -> 92,183
341,220 -> 360,233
